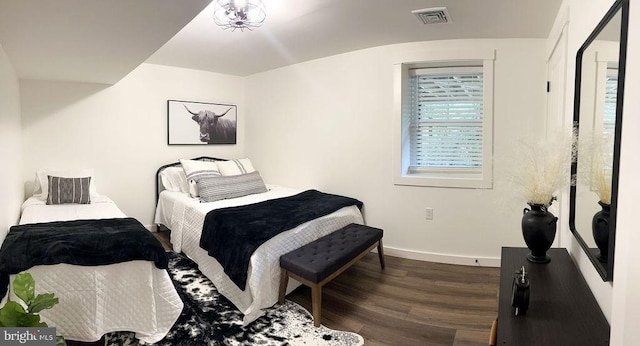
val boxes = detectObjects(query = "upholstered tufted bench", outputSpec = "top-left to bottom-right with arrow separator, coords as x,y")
278,223 -> 385,326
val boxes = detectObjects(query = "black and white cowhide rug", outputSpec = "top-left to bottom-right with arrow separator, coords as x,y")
105,252 -> 364,346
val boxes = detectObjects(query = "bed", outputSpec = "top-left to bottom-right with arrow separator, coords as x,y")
0,169 -> 183,343
154,157 -> 364,324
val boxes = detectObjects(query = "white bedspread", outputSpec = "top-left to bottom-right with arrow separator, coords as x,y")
7,197 -> 183,343
19,195 -> 126,224
155,186 -> 364,324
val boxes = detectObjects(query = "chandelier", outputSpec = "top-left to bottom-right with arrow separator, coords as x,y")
213,0 -> 266,31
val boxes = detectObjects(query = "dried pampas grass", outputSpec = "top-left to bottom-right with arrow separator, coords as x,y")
577,132 -> 613,204
509,131 -> 575,206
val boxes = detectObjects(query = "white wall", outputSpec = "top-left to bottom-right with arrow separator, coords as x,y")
610,0 -> 640,343
20,64 -> 246,227
246,39 -> 548,265
552,1 -> 640,342
550,0 -> 621,322
0,43 -> 23,246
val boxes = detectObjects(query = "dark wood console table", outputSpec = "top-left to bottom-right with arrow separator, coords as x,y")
497,247 -> 609,345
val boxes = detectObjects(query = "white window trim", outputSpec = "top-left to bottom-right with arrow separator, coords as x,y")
392,49 -> 496,189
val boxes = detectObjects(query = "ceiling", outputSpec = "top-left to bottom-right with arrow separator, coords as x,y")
0,0 -> 211,84
0,0 -> 562,83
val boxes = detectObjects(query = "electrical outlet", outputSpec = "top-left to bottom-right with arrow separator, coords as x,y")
425,207 -> 433,220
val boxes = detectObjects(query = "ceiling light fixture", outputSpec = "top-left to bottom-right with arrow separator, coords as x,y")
213,0 -> 266,31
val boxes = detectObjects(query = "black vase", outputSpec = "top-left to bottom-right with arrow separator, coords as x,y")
592,201 -> 610,263
522,204 -> 558,264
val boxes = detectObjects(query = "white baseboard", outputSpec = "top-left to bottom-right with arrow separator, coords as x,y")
379,246 -> 501,267
142,224 -> 500,267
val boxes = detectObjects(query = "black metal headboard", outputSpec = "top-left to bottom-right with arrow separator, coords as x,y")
155,156 -> 227,205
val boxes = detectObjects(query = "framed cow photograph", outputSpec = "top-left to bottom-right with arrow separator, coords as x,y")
167,100 -> 237,145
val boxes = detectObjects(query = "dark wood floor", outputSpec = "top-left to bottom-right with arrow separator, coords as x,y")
287,252 -> 499,346
70,231 -> 499,345
158,230 -> 499,346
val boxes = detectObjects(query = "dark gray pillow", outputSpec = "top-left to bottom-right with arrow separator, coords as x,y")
197,171 -> 268,202
46,176 -> 91,205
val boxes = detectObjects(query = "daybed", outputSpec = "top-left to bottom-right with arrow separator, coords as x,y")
154,157 -> 364,324
0,169 -> 183,343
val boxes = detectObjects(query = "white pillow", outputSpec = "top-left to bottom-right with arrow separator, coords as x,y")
159,166 -> 189,193
33,168 -> 98,201
217,158 -> 256,176
180,159 -> 220,197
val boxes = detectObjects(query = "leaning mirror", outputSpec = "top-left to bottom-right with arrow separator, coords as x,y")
570,0 -> 628,281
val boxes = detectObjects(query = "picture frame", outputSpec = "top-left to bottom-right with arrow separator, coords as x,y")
167,100 -> 237,145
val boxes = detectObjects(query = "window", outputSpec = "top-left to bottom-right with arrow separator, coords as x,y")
408,67 -> 484,172
589,62 -> 617,193
603,69 -> 618,139
393,52 -> 495,188
601,69 -> 617,178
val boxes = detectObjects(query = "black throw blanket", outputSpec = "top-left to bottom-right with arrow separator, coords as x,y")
199,189 -> 363,290
0,217 -> 168,299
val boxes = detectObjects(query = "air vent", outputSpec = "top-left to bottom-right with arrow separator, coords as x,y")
412,7 -> 451,25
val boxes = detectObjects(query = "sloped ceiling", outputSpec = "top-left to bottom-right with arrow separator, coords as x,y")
0,0 -> 562,82
147,0 -> 563,76
0,0 -> 211,84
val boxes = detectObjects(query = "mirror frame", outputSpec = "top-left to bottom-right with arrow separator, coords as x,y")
570,0 -> 629,281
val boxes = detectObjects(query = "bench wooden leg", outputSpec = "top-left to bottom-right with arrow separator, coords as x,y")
377,240 -> 386,269
279,268 -> 289,304
489,318 -> 498,346
311,284 -> 322,327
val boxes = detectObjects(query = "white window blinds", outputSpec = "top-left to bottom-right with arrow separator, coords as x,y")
604,70 -> 618,139
408,67 -> 484,171
602,69 -> 618,176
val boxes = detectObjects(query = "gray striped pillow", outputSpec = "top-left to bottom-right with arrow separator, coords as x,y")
46,176 -> 91,205
196,171 -> 268,202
